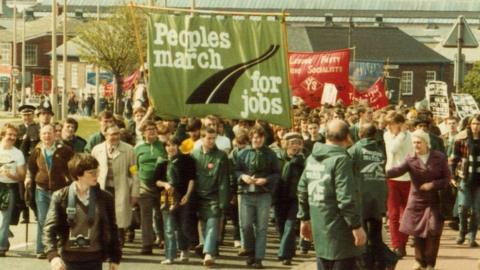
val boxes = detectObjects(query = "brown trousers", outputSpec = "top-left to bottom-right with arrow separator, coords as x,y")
413,223 -> 443,268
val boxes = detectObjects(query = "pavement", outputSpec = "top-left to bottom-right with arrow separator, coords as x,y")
3,213 -> 479,270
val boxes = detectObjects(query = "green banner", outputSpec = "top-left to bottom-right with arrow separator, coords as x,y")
148,13 -> 292,127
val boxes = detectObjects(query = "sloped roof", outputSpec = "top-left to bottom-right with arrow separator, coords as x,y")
47,36 -> 82,57
0,15 -> 84,43
304,26 -> 452,64
36,0 -> 480,12
31,0 -> 480,19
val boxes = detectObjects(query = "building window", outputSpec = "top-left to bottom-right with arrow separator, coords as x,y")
401,71 -> 413,95
71,63 -> 78,88
0,43 -> 11,65
426,70 -> 436,83
25,44 -> 37,66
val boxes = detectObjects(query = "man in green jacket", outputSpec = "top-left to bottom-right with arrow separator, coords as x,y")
192,127 -> 230,267
348,123 -> 397,270
298,119 -> 366,270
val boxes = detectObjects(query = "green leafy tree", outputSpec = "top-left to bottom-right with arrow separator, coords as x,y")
463,61 -> 480,103
75,6 -> 146,113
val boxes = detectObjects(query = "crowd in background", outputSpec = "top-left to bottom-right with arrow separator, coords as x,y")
0,97 -> 476,270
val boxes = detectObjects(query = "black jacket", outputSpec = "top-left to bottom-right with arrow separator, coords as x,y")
43,185 -> 122,264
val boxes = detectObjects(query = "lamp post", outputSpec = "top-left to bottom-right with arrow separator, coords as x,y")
51,0 -> 58,120
11,0 -> 17,117
95,0 -> 100,115
61,0 -> 67,120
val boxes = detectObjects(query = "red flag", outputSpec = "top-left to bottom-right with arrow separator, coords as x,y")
104,70 -> 140,92
121,70 -> 140,91
289,49 -> 350,108
33,74 -> 52,95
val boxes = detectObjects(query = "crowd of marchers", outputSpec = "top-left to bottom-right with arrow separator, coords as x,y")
0,99 -> 477,270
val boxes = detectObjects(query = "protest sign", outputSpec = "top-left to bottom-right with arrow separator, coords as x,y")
425,81 -> 449,117
385,77 -> 400,105
289,49 -> 350,108
452,93 -> 480,119
148,13 -> 291,127
344,77 -> 389,110
320,83 -> 338,105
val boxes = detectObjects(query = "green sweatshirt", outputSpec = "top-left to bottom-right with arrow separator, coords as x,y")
135,140 -> 167,185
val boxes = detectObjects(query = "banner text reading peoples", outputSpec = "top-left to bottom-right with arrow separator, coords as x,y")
148,13 -> 291,127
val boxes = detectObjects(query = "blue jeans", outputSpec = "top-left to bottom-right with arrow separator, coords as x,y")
240,193 -> 272,260
0,188 -> 15,251
162,205 -> 191,260
201,216 -> 218,255
274,200 -> 298,260
457,182 -> 480,240
35,188 -> 52,254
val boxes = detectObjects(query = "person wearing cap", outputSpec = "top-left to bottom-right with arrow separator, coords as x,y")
234,125 -> 280,268
37,103 -> 54,127
349,123 -> 398,270
17,104 -> 40,155
272,132 -> 305,266
16,104 -> 40,223
386,129 -> 450,270
414,116 -> 446,154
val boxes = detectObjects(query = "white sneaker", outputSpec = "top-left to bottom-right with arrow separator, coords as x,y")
179,250 -> 189,262
203,254 -> 214,266
412,261 -> 424,270
425,266 -> 435,270
234,240 -> 241,248
161,259 -> 173,265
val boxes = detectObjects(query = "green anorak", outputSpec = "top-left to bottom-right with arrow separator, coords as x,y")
297,143 -> 362,260
274,149 -> 305,203
348,138 -> 387,220
192,145 -> 230,218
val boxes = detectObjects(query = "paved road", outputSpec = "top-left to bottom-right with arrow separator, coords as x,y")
3,213 -> 316,270
4,214 -> 479,270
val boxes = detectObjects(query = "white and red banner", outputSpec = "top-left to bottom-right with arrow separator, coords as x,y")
344,78 -> 389,110
289,49 -> 350,108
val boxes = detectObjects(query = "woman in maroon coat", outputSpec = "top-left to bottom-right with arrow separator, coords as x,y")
387,129 -> 450,270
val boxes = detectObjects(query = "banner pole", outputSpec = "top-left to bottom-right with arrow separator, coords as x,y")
129,2 -> 145,71
281,10 -> 294,129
